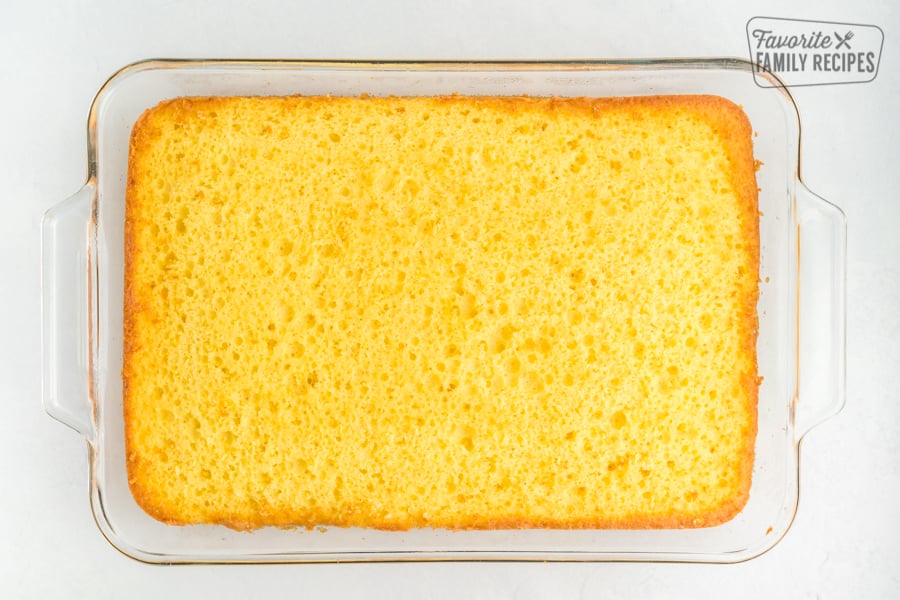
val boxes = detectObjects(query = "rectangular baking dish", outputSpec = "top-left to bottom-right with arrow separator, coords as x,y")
41,58 -> 845,563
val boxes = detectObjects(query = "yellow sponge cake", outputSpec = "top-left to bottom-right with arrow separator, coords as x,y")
123,94 -> 759,530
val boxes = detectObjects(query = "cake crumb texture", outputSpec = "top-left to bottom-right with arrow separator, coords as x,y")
124,94 -> 759,530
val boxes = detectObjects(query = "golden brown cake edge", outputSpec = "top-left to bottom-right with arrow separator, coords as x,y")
122,94 -> 760,531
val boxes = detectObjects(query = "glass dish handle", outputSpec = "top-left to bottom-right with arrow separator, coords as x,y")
41,184 -> 96,442
794,182 -> 847,441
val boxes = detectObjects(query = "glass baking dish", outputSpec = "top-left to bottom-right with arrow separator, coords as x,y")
41,59 -> 845,563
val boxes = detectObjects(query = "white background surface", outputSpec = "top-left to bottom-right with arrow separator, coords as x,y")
3,0 -> 898,597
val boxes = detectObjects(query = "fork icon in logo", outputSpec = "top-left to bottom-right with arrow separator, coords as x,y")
834,30 -> 854,49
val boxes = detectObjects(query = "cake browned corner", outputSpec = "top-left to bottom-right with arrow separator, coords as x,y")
123,94 -> 759,531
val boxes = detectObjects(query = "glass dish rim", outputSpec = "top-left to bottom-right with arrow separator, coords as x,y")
54,57 -> 840,564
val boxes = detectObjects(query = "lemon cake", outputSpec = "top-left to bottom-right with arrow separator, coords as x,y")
123,94 -> 759,530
